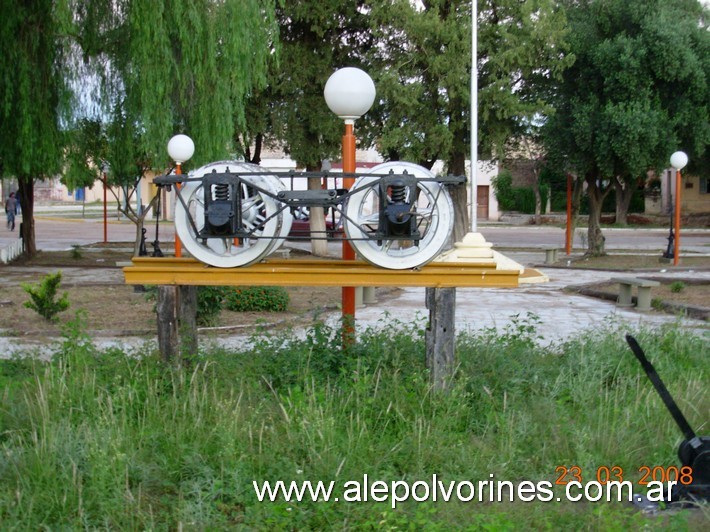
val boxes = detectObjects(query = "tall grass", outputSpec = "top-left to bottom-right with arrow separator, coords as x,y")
0,313 -> 706,529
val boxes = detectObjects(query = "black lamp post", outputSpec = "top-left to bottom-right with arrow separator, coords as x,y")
662,172 -> 675,260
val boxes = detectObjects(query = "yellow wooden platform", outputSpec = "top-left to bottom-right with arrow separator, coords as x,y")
123,257 -> 519,288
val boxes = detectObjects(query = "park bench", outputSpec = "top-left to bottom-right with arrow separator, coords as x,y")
611,277 -> 660,312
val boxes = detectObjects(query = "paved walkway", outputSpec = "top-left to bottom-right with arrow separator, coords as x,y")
349,262 -> 709,348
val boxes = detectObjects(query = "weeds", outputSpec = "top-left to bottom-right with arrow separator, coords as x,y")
0,320 -> 707,529
670,281 -> 686,293
196,286 -> 230,326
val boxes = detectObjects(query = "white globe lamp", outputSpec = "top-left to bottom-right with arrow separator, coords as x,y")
167,134 -> 194,258
324,68 -> 376,124
167,134 -> 195,164
323,67 -> 376,332
670,151 -> 688,170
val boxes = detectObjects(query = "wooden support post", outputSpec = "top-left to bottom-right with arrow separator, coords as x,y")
157,285 -> 198,364
157,286 -> 179,363
178,285 -> 198,362
425,287 -> 456,390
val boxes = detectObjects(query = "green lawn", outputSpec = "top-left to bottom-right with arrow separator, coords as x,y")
0,315 -> 707,529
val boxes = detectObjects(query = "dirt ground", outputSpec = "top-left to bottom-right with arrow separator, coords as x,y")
565,254 -> 710,270
0,283 -> 378,338
0,247 -> 402,339
1,246 -> 708,340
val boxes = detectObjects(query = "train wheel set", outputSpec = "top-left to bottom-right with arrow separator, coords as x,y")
155,161 -> 465,270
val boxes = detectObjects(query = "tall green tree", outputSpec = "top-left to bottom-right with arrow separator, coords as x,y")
240,1 -> 373,255
366,0 -> 571,241
0,0 -> 73,256
258,1 -> 373,169
543,0 -> 710,255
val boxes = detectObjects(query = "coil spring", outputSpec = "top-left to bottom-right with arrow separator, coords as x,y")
213,183 -> 230,201
390,182 -> 406,203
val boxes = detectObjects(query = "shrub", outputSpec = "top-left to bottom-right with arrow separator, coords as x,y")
21,271 -> 70,322
70,244 -> 82,260
143,285 -> 230,326
669,281 -> 686,293
491,170 -> 516,210
197,286 -> 231,326
491,170 -> 549,214
224,286 -> 289,312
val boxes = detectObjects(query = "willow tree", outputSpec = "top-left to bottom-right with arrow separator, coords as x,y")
0,0 -> 73,257
366,0 -> 572,242
73,0 -> 277,250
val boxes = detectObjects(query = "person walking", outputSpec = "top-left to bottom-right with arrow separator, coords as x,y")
5,192 -> 17,231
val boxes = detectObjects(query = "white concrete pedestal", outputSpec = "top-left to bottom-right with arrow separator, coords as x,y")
436,232 -> 548,283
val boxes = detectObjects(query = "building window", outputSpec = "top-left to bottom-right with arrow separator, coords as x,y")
701,177 -> 709,194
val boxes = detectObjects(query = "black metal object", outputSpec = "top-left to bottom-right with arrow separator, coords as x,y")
199,171 -> 243,238
377,172 -> 420,245
662,202 -> 675,259
139,228 -> 148,256
155,169 -> 465,244
625,335 -> 710,503
151,189 -> 164,257
151,240 -> 164,257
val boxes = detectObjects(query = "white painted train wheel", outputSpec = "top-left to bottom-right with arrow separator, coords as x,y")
227,162 -> 293,255
343,161 -> 453,270
174,161 -> 283,268
259,171 -> 293,253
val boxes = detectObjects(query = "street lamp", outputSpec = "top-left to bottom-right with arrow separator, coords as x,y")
324,67 -> 376,337
167,134 -> 195,258
669,151 -> 688,266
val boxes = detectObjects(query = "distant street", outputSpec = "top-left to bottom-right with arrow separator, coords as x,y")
480,225 -> 710,253
0,215 -> 175,252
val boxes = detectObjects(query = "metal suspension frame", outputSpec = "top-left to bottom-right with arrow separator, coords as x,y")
154,169 -> 465,244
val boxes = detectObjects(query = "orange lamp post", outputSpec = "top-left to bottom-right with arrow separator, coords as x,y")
565,174 -> 572,255
167,134 -> 195,258
102,163 -> 108,244
324,68 -> 376,338
669,151 -> 688,266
